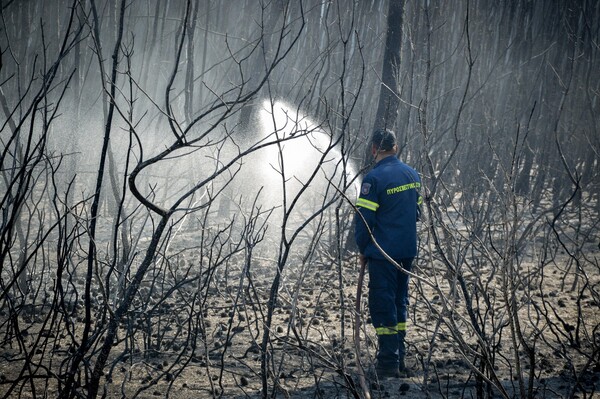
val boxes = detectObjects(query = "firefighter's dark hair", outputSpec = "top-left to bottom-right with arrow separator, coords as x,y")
371,129 -> 396,152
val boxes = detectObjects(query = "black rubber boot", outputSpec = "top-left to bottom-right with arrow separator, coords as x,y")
397,330 -> 412,377
375,334 -> 400,378
398,330 -> 406,360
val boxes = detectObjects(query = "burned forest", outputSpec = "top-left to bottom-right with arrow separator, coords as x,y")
1,1 -> 599,398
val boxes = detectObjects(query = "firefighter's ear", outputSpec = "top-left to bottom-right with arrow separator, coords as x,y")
371,144 -> 378,156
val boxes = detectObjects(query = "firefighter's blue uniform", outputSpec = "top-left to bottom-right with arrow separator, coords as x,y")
355,155 -> 421,373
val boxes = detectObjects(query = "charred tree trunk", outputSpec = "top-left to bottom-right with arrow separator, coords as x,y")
237,0 -> 287,133
59,0 -> 127,396
184,0 -> 199,124
373,0 -> 404,132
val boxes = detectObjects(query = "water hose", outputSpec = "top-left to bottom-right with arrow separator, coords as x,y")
354,255 -> 371,399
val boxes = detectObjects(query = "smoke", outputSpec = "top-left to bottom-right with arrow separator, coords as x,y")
216,99 -> 359,250
49,97 -> 358,255
255,100 -> 357,205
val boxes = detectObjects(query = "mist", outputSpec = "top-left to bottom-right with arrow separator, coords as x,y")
1,1 -> 599,398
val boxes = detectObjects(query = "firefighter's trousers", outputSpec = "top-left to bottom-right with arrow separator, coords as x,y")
367,257 -> 413,369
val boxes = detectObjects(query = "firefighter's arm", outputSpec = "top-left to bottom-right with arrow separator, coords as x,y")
354,208 -> 376,253
415,174 -> 423,221
354,177 -> 378,253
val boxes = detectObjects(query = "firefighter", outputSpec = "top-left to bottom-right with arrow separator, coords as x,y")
354,129 -> 422,378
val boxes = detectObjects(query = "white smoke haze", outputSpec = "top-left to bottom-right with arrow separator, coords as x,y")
55,97 -> 359,255
191,99 -> 360,251
113,100 -> 357,203
245,100 -> 359,244
252,100 -> 358,217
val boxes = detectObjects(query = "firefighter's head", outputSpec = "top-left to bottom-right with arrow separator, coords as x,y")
371,129 -> 397,159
